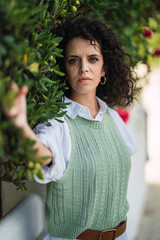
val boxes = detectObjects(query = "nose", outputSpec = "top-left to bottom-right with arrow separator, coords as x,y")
79,59 -> 89,73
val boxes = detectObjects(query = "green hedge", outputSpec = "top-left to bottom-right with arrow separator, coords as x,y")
0,0 -> 160,189
0,0 -> 80,189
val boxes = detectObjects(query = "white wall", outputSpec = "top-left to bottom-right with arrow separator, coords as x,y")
127,104 -> 148,240
142,67 -> 160,184
0,194 -> 46,240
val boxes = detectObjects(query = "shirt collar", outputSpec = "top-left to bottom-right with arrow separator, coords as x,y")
64,96 -> 108,121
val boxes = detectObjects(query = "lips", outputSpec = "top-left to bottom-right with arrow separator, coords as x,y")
78,77 -> 91,82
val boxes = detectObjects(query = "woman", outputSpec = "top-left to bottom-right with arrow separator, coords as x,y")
6,17 -> 137,240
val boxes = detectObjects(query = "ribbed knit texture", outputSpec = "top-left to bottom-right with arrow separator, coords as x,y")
45,110 -> 131,239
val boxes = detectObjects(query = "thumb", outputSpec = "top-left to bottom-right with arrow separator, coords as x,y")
18,85 -> 29,97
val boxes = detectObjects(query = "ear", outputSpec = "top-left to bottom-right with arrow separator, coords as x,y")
101,68 -> 106,77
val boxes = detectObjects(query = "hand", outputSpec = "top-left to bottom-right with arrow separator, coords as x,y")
4,82 -> 29,128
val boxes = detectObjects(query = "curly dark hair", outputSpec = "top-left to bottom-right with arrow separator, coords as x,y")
56,17 -> 135,107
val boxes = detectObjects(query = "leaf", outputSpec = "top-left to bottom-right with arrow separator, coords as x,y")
54,48 -> 63,53
55,118 -> 64,123
37,29 -> 52,41
41,93 -> 48,100
56,111 -> 66,117
39,77 -> 56,84
2,89 -> 17,109
26,170 -> 33,181
27,62 -> 39,73
53,37 -> 63,44
51,85 -> 58,98
3,35 -> 16,48
53,52 -> 63,58
17,167 -> 25,179
52,68 -> 65,76
53,0 -> 60,17
0,44 -> 7,56
36,169 -> 44,180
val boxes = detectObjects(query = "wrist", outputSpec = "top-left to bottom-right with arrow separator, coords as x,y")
21,122 -> 32,137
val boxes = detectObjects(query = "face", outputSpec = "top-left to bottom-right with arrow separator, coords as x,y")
65,38 -> 105,98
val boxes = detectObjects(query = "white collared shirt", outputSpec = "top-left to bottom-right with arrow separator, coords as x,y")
34,96 -> 137,184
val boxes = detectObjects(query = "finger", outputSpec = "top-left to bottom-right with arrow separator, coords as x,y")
5,107 -> 18,118
18,85 -> 28,96
10,82 -> 19,93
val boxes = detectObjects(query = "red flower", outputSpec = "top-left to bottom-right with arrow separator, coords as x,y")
142,29 -> 152,38
117,107 -> 130,123
151,5 -> 156,10
153,49 -> 160,56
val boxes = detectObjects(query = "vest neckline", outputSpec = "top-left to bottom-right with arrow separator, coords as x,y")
74,110 -> 108,129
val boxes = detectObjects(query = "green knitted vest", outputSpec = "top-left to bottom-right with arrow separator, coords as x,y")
45,110 -> 131,239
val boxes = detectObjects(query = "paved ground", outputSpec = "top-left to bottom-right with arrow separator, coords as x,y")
135,184 -> 160,240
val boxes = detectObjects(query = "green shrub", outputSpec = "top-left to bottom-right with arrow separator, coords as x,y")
0,0 -> 80,190
0,0 -> 160,190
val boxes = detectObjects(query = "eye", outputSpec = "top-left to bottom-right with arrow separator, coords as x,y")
68,58 -> 79,64
89,57 -> 98,63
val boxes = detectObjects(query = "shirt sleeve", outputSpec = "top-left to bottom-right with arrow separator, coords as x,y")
108,108 -> 137,156
33,118 -> 68,184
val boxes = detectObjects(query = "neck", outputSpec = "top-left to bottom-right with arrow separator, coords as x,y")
69,92 -> 100,118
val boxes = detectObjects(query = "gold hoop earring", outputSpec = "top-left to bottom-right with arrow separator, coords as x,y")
100,76 -> 106,85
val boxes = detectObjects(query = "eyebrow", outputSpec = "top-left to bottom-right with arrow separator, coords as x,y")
67,54 -> 100,58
